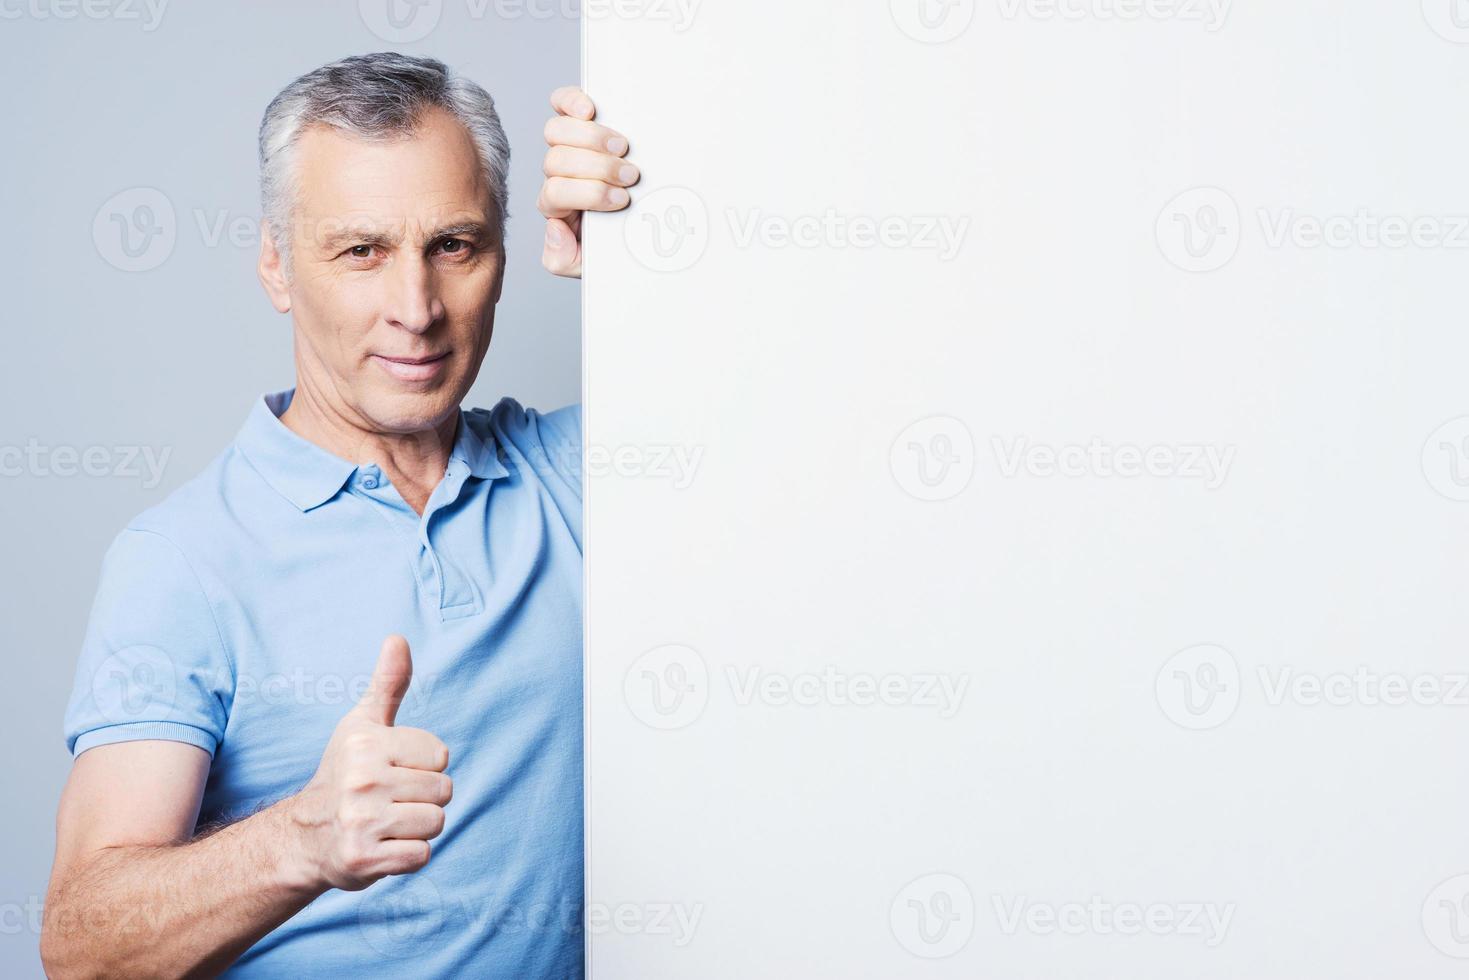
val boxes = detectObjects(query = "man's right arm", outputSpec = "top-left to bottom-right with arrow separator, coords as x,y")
42,635 -> 451,979
41,739 -> 325,979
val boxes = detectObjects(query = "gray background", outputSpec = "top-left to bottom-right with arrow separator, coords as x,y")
0,2 -> 577,974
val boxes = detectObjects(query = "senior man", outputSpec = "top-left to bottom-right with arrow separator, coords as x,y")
41,53 -> 630,978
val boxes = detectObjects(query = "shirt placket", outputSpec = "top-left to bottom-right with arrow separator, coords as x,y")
351,459 -> 484,622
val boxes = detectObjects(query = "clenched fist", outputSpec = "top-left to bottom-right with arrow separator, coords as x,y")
539,86 -> 639,278
285,635 -> 452,892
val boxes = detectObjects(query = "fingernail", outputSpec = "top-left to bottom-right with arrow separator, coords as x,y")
607,136 -> 628,156
617,164 -> 639,185
608,187 -> 630,207
546,223 -> 564,247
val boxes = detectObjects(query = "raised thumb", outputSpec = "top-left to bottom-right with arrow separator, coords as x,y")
353,634 -> 413,726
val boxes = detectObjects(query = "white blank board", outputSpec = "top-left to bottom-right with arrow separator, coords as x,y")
583,3 -> 1469,977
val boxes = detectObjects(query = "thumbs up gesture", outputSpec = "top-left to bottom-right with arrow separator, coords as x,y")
288,635 -> 453,892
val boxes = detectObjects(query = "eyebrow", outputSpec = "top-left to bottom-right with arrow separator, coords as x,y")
317,220 -> 493,252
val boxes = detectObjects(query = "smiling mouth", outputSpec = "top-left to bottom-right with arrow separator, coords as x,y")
372,350 -> 451,382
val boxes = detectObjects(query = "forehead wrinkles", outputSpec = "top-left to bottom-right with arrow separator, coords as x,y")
295,110 -> 489,202
291,129 -> 493,250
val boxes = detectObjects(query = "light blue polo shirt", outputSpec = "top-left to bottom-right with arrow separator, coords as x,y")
62,388 -> 584,978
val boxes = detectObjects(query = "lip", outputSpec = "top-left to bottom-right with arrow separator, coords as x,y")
372,350 -> 450,383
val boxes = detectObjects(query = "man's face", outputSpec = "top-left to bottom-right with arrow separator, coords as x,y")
274,106 -> 504,434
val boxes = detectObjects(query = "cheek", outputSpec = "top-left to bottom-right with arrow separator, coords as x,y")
443,274 -> 498,325
294,279 -> 383,357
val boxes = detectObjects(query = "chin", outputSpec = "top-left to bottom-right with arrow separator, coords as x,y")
361,382 -> 464,435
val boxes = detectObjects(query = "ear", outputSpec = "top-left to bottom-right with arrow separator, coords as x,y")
257,220 -> 292,314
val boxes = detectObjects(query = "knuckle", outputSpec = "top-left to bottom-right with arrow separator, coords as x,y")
405,841 -> 432,871
340,800 -> 376,829
341,842 -> 374,876
343,768 -> 378,794
342,730 -> 378,755
343,775 -> 376,799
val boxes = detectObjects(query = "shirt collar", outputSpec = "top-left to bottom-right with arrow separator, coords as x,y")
235,388 -> 508,513
448,407 -> 509,483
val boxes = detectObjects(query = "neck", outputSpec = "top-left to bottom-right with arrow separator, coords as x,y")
279,379 -> 458,516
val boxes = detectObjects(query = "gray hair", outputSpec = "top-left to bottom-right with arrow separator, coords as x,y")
257,51 -> 510,272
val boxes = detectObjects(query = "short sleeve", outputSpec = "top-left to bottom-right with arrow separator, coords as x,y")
531,403 -> 583,497
486,399 -> 582,499
63,527 -> 234,758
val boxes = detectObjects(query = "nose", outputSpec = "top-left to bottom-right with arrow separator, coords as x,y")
382,253 -> 444,334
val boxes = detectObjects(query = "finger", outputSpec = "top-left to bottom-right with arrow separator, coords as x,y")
542,218 -> 581,279
544,115 -> 628,157
543,146 -> 640,187
384,802 -> 447,841
385,726 -> 449,772
550,85 -> 596,120
351,635 -> 412,727
373,839 -> 432,876
538,177 -> 629,220
388,767 -> 454,806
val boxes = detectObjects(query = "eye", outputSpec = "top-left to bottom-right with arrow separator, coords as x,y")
346,244 -> 374,259
436,237 -> 474,257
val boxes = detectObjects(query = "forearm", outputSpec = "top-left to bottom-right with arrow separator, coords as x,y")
42,796 -> 324,979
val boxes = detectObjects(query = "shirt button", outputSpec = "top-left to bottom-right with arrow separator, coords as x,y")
361,476 -> 378,490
